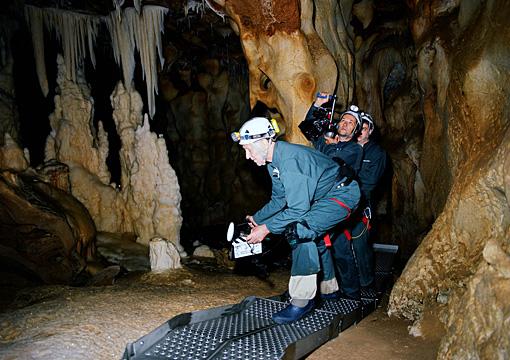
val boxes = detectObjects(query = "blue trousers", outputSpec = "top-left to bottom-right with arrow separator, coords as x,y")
291,180 -> 359,278
351,220 -> 374,287
331,229 -> 360,298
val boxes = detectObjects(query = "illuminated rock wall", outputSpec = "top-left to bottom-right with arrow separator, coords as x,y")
388,2 -> 510,358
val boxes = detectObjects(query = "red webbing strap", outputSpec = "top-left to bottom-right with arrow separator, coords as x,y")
323,233 -> 332,248
362,214 -> 371,230
329,198 -> 352,219
329,197 -> 353,242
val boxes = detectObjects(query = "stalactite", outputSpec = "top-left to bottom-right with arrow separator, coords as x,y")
25,5 -> 100,84
106,6 -> 168,117
105,9 -> 136,92
24,4 -> 167,118
24,6 -> 48,96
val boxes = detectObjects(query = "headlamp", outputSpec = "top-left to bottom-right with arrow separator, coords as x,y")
231,132 -> 241,142
349,104 -> 360,112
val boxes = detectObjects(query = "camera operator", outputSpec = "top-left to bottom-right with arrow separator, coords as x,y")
302,92 -> 363,174
350,112 -> 388,291
299,93 -> 363,300
232,117 -> 359,324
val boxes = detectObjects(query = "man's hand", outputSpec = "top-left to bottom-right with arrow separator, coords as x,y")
246,224 -> 270,244
246,215 -> 258,228
314,92 -> 330,107
324,134 -> 339,145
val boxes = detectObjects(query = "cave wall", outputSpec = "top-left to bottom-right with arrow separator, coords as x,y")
0,1 -> 21,145
388,1 -> 510,357
156,5 -> 273,240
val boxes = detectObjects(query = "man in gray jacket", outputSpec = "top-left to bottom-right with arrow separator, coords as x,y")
232,117 -> 360,324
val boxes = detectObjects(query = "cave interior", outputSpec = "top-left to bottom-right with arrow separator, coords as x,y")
0,0 -> 509,359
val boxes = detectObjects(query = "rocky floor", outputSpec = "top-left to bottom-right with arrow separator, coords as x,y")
0,263 -> 442,360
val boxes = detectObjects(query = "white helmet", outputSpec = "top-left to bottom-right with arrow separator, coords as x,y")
340,105 -> 362,134
232,117 -> 276,145
360,112 -> 375,131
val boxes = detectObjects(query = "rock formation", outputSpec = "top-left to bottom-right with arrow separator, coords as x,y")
149,237 -> 182,272
214,0 -> 337,144
387,2 -> 510,358
45,56 -> 183,256
0,169 -> 96,284
0,133 -> 28,171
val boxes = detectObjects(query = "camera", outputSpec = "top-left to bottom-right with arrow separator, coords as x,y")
299,106 -> 338,141
226,222 -> 262,259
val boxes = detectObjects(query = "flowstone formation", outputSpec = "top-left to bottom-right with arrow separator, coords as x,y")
208,0 -> 337,144
45,56 -> 183,259
387,2 -> 510,357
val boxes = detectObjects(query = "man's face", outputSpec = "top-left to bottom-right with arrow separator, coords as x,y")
243,141 -> 268,166
358,123 -> 372,144
337,114 -> 357,139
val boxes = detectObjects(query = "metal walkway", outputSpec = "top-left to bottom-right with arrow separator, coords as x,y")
122,244 -> 397,360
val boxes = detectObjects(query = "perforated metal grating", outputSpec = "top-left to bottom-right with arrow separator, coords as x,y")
123,244 -> 398,360
361,287 -> 378,300
217,324 -> 312,360
317,297 -> 360,315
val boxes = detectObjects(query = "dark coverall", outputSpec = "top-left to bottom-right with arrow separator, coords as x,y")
304,105 -> 363,297
352,140 -> 387,287
252,141 -> 360,301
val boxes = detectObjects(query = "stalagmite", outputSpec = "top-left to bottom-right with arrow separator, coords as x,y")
45,58 -> 184,257
111,81 -> 183,251
149,237 -> 182,272
0,133 -> 29,171
124,111 -> 183,251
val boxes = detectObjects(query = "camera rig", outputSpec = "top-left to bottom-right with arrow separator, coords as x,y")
226,222 -> 262,259
299,94 -> 338,141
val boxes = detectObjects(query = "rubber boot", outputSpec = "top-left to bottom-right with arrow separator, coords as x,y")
272,299 -> 315,324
